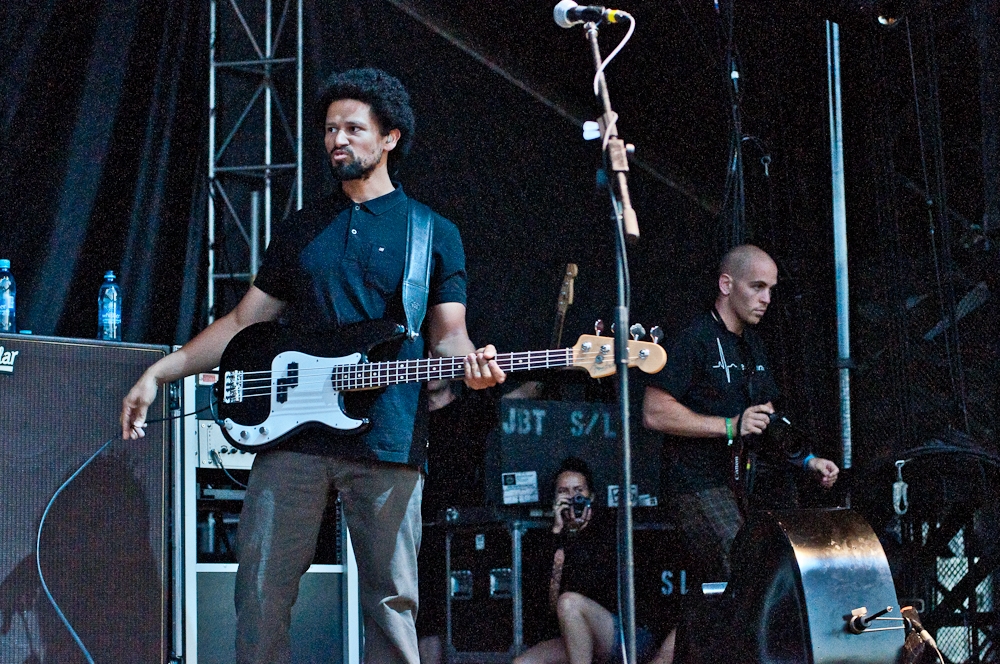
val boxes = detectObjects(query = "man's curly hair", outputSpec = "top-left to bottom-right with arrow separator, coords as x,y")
316,68 -> 415,172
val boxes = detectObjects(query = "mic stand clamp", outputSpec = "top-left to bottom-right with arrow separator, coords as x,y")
846,606 -> 906,634
584,22 -> 639,242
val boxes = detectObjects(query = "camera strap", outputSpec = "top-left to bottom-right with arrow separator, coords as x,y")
731,334 -> 761,515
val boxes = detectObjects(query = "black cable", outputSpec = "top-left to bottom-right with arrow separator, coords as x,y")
210,449 -> 249,489
921,9 -> 970,433
875,25 -> 921,452
37,404 -> 210,663
36,440 -> 109,664
904,14 -> 970,431
726,0 -> 745,247
672,0 -> 720,66
204,381 -> 248,489
714,0 -> 748,252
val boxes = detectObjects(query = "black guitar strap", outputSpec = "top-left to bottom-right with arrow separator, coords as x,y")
402,199 -> 434,339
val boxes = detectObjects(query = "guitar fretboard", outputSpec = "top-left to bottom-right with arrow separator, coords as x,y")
331,348 -> 574,390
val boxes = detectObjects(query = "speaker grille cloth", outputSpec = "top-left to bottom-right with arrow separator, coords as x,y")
0,334 -> 171,663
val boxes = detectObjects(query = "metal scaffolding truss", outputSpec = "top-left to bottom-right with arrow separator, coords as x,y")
901,511 -> 999,664
208,0 -> 303,322
889,448 -> 1000,664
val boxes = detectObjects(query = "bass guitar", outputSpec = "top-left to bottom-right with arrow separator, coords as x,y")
216,319 -> 665,451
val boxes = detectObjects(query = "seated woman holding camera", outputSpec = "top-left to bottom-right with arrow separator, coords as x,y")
514,457 -> 663,664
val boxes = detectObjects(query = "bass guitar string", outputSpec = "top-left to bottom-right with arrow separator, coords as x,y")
227,346 -> 648,385
230,353 -> 642,385
231,348 -> 576,381
227,350 -> 655,401
234,352 -> 574,386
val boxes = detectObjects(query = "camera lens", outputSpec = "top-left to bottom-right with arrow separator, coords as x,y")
570,494 -> 591,518
763,413 -> 804,459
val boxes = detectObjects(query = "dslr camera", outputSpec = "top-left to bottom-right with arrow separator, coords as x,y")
748,412 -> 808,464
570,493 -> 592,519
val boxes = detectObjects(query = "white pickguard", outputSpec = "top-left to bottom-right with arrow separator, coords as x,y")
223,350 -> 365,448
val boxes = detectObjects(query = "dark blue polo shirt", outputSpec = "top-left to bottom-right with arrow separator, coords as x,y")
253,184 -> 467,466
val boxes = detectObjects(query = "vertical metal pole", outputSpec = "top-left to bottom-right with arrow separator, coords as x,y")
827,21 -> 853,473
341,515 -> 361,664
264,0 -> 273,249
250,191 -> 260,275
445,530 -> 454,662
583,21 -> 637,664
207,0 -> 218,324
511,521 -> 524,655
170,380 -> 184,660
182,376 -> 200,663
295,0 -> 303,214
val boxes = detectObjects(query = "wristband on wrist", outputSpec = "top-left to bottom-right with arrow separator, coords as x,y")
725,417 -> 735,444
802,453 -> 816,469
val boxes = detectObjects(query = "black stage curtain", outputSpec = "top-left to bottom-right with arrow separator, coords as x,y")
0,0 -> 209,344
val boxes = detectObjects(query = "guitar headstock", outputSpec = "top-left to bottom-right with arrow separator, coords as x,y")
570,335 -> 667,378
556,263 -> 578,316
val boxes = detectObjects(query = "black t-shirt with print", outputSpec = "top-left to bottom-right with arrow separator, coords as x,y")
650,310 -> 779,492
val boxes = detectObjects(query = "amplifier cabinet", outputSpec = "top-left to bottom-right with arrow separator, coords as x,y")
0,333 -> 172,663
487,400 -> 661,509
442,523 -> 514,660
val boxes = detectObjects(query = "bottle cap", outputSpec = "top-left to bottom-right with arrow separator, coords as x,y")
0,259 -> 9,269
104,270 -> 116,280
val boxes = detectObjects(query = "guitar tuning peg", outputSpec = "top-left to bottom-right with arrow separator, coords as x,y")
594,319 -> 604,336
629,323 -> 646,341
650,326 -> 664,345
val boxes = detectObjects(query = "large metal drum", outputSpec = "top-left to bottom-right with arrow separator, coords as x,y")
728,508 -> 904,664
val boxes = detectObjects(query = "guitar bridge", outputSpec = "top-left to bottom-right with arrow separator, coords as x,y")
223,370 -> 244,403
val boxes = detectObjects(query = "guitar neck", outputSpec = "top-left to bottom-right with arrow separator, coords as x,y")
332,348 -> 573,390
550,314 -> 566,351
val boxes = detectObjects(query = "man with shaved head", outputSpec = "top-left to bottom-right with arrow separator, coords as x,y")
644,244 -> 838,570
642,245 -> 838,659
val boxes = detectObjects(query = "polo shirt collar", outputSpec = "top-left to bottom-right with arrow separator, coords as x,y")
336,182 -> 406,216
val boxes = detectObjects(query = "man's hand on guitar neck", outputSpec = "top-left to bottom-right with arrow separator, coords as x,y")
428,302 -> 504,391
463,344 -> 506,390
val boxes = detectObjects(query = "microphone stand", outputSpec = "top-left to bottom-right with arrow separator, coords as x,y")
582,19 -> 639,664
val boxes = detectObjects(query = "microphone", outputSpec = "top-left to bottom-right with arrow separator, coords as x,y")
553,0 -> 624,28
900,606 -> 938,650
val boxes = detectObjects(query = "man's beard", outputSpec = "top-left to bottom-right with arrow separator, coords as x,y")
328,147 -> 383,182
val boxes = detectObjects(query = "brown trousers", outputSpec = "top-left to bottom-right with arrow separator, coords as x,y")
234,450 -> 423,664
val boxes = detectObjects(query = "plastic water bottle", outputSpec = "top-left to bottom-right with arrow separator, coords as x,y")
0,259 -> 15,333
98,270 -> 122,341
